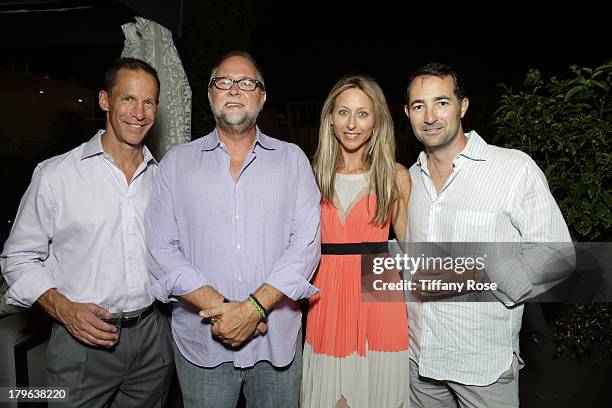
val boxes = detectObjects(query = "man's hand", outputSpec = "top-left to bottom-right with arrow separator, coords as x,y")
200,300 -> 264,348
62,303 -> 119,347
253,321 -> 268,337
38,289 -> 118,347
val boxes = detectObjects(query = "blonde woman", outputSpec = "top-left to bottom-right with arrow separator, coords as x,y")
302,75 -> 410,408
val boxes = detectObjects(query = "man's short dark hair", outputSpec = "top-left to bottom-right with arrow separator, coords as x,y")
406,62 -> 466,103
104,57 -> 160,98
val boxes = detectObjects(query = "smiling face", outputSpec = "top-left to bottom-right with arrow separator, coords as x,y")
331,88 -> 375,156
98,68 -> 158,148
208,55 -> 266,133
405,74 -> 468,153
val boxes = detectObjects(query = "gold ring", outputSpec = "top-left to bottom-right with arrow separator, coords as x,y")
210,315 -> 221,326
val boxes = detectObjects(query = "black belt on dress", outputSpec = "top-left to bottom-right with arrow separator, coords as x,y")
321,242 -> 388,255
119,303 -> 155,328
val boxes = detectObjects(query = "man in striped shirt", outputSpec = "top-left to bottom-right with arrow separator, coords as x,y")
403,63 -> 574,408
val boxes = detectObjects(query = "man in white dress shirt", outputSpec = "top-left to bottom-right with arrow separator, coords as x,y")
403,63 -> 574,407
1,57 -> 173,407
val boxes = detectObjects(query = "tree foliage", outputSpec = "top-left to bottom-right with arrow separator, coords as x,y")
494,62 -> 612,359
493,62 -> 612,240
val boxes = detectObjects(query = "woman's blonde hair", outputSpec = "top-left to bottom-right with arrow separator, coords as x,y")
313,74 -> 398,225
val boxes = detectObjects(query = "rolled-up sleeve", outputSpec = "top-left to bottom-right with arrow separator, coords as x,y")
145,151 -> 207,302
487,159 -> 575,305
1,165 -> 57,308
265,148 -> 321,300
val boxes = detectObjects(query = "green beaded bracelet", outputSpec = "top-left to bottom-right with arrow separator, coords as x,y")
248,294 -> 268,319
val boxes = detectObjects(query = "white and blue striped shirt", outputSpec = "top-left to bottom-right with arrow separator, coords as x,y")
407,131 -> 574,385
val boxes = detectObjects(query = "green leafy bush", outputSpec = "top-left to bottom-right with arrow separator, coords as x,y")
494,62 -> 612,359
549,302 -> 612,359
493,62 -> 612,239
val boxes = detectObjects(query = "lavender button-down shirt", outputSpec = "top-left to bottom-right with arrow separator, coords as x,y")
145,128 -> 321,368
1,130 -> 157,312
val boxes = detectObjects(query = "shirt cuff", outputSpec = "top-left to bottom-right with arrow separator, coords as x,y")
150,266 -> 208,303
486,257 -> 533,305
5,267 -> 56,308
265,271 -> 320,301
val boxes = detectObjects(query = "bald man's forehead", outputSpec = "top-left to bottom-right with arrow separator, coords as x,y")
217,56 -> 260,79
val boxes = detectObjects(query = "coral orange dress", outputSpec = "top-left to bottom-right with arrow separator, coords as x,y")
302,173 -> 409,408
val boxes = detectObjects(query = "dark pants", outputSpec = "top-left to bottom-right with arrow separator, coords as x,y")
46,307 -> 174,408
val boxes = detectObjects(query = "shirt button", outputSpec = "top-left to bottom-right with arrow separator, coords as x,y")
235,215 -> 240,220
236,244 -> 241,249
238,276 -> 242,282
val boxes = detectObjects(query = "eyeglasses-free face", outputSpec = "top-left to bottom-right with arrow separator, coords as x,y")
209,77 -> 265,91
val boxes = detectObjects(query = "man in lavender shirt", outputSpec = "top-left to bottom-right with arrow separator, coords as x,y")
145,51 -> 321,408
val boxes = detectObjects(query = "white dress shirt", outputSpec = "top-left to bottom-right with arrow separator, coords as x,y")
407,131 -> 574,385
1,130 -> 157,312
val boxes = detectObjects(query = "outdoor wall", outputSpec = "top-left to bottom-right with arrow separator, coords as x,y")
0,68 -> 97,162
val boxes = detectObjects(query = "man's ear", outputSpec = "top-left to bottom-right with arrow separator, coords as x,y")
404,104 -> 410,119
99,90 -> 109,112
460,97 -> 469,119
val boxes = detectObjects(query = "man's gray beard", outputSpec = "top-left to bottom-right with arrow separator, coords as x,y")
214,110 -> 259,134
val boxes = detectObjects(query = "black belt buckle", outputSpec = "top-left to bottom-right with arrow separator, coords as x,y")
121,304 -> 155,328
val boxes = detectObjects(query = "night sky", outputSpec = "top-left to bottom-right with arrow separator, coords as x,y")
2,1 -> 608,106
251,2 -> 608,106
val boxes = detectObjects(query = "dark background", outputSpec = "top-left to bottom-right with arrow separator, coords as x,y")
0,1 -> 610,406
0,0 -> 609,248
2,1 -> 608,121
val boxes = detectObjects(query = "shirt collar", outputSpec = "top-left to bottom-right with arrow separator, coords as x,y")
142,144 -> 158,165
417,130 -> 489,168
200,126 -> 278,152
80,129 -> 158,165
459,130 -> 489,161
81,130 -> 106,160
